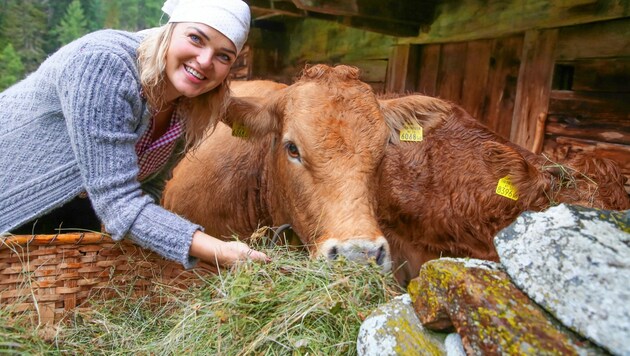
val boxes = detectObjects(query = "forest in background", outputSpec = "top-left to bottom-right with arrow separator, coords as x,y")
0,0 -> 166,91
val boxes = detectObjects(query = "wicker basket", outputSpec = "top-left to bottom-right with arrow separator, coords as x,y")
0,233 -> 217,325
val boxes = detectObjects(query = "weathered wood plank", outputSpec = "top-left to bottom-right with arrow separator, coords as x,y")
571,59 -> 630,93
386,45 -> 411,93
294,0 -> 436,24
461,39 -> 492,121
398,0 -> 629,44
548,90 -> 630,122
546,116 -> 630,146
416,44 -> 441,96
484,35 -> 523,139
555,17 -> 630,60
511,29 -> 558,151
437,42 -> 468,103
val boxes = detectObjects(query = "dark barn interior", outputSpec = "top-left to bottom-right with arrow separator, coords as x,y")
233,0 -> 630,194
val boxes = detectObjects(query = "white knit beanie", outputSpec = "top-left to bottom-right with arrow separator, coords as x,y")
162,0 -> 250,54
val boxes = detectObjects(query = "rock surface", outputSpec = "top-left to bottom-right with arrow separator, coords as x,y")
495,203 -> 630,356
408,258 -> 603,355
356,294 -> 446,355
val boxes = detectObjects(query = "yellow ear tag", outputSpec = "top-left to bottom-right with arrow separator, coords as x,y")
400,125 -> 423,142
232,123 -> 249,138
496,176 -> 519,201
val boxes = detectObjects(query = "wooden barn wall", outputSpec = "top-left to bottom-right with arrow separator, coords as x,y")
248,18 -> 397,91
391,36 -> 523,139
389,17 -> 630,193
543,18 -> 630,193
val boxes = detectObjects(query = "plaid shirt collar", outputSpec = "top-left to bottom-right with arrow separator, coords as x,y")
135,105 -> 185,181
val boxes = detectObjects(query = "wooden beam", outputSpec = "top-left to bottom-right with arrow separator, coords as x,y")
385,45 -> 410,93
398,0 -> 629,45
510,29 -> 558,151
305,12 -> 421,37
555,18 -> 630,60
416,44 -> 440,96
292,0 -> 436,24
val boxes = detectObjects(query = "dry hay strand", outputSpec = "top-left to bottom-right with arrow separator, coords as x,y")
540,154 -> 599,207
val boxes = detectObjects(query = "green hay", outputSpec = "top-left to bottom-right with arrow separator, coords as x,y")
13,244 -> 401,355
0,308 -> 56,355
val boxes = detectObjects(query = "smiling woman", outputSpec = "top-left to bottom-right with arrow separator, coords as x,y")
0,0 -> 269,270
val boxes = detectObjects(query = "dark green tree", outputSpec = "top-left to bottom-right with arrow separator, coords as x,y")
0,0 -> 47,73
103,1 -> 121,29
117,0 -> 140,31
0,42 -> 25,91
43,0 -> 73,54
54,0 -> 88,46
81,0 -> 104,31
139,0 -> 166,29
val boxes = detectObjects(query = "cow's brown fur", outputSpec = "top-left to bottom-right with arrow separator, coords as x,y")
377,103 -> 629,284
163,65 -> 630,285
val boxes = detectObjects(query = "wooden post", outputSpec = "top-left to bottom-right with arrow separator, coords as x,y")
386,45 -> 411,93
510,29 -> 558,151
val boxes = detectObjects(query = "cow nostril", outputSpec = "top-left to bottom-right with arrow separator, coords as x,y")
369,245 -> 386,266
328,246 -> 339,260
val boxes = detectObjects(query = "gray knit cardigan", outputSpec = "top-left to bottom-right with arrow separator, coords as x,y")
0,29 -> 200,268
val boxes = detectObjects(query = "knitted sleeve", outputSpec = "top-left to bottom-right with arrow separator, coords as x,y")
56,46 -> 199,269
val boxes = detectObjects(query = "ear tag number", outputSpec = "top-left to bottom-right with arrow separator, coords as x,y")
400,125 -> 423,142
232,123 -> 249,138
496,176 -> 519,201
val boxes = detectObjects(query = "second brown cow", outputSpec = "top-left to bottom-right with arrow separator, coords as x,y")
163,64 -> 629,285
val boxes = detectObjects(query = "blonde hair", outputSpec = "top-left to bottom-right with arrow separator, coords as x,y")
136,23 -> 229,150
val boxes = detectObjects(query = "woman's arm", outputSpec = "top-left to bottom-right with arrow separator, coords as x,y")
56,44 -> 199,268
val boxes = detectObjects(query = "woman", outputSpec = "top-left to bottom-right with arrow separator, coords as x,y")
0,0 -> 269,268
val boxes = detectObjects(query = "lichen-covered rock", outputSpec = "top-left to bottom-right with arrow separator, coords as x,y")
408,258 -> 604,355
357,294 -> 446,355
495,203 -> 630,356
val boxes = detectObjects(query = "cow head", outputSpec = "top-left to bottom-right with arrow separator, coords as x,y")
225,65 -> 397,270
222,65 -> 457,273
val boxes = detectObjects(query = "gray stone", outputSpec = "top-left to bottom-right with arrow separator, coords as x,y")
495,203 -> 630,356
357,294 -> 446,356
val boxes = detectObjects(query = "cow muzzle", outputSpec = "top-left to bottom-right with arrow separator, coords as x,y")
318,236 -> 392,273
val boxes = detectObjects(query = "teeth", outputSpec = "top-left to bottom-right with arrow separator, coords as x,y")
185,65 -> 205,80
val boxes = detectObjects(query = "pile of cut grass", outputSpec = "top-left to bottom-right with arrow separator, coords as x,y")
0,308 -> 55,354
7,244 -> 402,355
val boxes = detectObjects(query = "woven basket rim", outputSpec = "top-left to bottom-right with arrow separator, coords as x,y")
1,232 -> 112,247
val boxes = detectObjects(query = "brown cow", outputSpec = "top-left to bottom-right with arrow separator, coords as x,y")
163,64 -> 629,285
376,102 -> 630,284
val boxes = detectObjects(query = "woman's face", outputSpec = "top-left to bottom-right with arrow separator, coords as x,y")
163,22 -> 237,102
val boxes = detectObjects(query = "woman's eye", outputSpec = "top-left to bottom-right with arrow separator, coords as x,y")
217,53 -> 232,64
286,142 -> 300,159
189,34 -> 201,43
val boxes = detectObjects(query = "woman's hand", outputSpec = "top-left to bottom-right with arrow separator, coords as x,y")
189,230 -> 270,267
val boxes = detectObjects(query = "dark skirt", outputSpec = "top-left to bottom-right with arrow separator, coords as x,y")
11,195 -> 101,235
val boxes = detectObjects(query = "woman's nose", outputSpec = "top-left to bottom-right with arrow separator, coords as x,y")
197,48 -> 213,69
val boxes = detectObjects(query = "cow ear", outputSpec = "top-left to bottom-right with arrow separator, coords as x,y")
481,141 -> 550,205
379,95 -> 451,143
223,95 -> 283,137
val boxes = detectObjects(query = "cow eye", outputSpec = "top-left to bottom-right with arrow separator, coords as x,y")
285,142 -> 301,160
